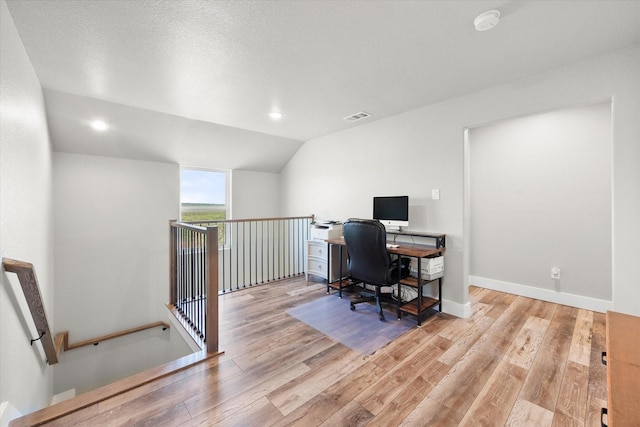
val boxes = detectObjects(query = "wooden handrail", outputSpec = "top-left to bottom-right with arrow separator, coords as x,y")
2,258 -> 58,364
3,258 -> 173,364
55,321 -> 170,352
169,221 -> 207,232
181,214 -> 314,224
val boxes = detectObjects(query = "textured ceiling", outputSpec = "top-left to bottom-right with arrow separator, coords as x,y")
5,0 -> 640,171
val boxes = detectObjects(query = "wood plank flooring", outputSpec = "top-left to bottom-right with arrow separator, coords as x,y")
30,277 -> 607,426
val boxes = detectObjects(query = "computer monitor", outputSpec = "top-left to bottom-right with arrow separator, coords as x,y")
373,196 -> 409,230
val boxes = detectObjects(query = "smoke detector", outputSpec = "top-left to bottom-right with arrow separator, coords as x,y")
474,10 -> 500,31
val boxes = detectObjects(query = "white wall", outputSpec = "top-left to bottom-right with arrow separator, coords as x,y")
281,101 -> 467,315
219,169 -> 296,290
52,324 -> 191,396
231,169 -> 281,219
469,102 -> 612,310
0,0 -> 55,415
281,45 -> 640,317
53,153 -> 179,341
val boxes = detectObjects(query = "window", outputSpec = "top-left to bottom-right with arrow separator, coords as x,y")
180,168 -> 228,222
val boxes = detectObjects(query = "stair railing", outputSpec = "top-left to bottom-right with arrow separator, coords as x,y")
55,321 -> 170,353
169,222 -> 219,354
184,215 -> 313,293
3,258 -> 176,365
168,216 -> 312,354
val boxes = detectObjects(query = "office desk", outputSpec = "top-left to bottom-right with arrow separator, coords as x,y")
326,237 -> 446,325
386,230 -> 446,249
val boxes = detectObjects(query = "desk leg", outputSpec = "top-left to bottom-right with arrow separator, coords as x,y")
396,254 -> 402,320
438,277 -> 442,312
326,242 -> 331,294
327,243 -> 346,298
417,257 -> 423,326
338,245 -> 344,298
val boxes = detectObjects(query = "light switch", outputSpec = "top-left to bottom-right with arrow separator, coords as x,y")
432,189 -> 440,200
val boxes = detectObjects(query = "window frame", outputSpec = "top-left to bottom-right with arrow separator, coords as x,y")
179,166 -> 230,226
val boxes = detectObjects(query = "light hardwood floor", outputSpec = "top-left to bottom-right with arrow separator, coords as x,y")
36,277 -> 607,426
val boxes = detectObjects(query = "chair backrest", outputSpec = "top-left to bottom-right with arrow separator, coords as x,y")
343,219 -> 391,286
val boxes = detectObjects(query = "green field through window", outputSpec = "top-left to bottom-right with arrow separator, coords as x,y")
180,203 -> 226,222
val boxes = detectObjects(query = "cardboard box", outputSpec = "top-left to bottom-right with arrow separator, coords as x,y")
410,256 -> 444,280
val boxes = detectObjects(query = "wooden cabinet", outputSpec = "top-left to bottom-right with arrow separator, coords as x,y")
603,311 -> 640,426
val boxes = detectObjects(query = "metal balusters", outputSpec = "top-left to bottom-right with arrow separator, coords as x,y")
220,222 -> 226,293
271,220 -> 275,280
170,217 -> 311,352
169,222 -> 217,345
197,231 -> 202,340
288,219 -> 293,277
225,222 -> 230,291
233,221 -> 238,290
188,229 -> 193,329
249,221 -> 258,283
260,221 -> 265,283
277,220 -> 281,280
248,221 -> 252,287
176,216 -> 312,293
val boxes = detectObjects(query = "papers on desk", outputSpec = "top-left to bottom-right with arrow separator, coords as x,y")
386,244 -> 399,248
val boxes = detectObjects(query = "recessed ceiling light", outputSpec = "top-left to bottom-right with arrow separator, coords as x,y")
474,10 -> 500,31
269,111 -> 283,120
91,120 -> 108,131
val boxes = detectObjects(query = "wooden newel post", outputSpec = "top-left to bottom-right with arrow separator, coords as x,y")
205,226 -> 219,354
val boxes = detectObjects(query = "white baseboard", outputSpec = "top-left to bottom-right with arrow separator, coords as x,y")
1,401 -> 22,427
441,298 -> 472,319
421,287 -> 472,319
469,276 -> 612,313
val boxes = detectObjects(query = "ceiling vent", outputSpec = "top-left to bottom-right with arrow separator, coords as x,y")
343,111 -> 371,122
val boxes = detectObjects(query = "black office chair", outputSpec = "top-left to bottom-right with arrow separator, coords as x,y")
343,219 -> 410,321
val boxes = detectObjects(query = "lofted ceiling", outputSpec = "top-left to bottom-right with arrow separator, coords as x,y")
5,0 -> 640,172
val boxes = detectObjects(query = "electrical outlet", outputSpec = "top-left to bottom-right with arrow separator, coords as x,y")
551,267 -> 561,279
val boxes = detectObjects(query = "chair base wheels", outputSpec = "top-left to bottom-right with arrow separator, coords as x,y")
350,290 -> 391,321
